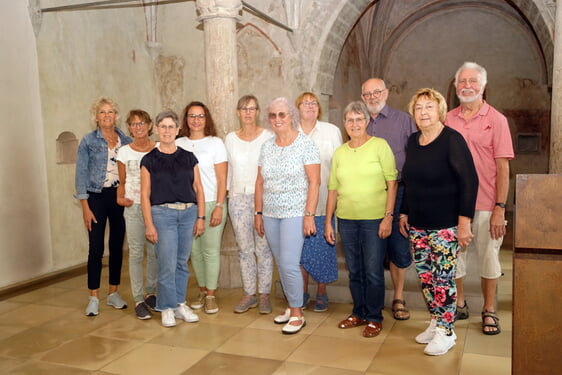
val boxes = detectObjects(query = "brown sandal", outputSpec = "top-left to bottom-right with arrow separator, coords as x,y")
482,311 -> 501,335
392,299 -> 410,320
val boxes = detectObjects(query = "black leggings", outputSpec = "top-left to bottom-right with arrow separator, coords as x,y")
87,187 -> 125,290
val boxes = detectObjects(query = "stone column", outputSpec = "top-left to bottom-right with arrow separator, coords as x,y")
196,0 -> 242,289
550,2 -> 562,173
196,0 -> 241,137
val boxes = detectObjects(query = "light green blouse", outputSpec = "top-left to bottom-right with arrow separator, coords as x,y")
328,137 -> 397,220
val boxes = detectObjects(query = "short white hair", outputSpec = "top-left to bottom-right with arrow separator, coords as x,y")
454,62 -> 487,88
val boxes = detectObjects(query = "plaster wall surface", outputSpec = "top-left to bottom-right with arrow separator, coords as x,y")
0,2 -> 52,287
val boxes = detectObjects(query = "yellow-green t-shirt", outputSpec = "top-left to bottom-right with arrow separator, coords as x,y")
328,137 -> 397,220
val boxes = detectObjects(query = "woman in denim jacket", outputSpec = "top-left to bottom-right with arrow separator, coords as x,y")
75,97 -> 132,316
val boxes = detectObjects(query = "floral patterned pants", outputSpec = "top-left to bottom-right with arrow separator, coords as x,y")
410,226 -> 459,334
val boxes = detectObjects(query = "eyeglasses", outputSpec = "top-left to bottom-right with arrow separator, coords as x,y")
158,124 -> 177,130
188,114 -> 205,119
361,89 -> 386,98
129,122 -> 146,128
345,117 -> 366,124
268,112 -> 288,120
239,107 -> 257,112
301,101 -> 318,107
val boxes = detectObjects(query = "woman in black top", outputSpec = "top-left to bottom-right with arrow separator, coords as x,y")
140,110 -> 205,328
399,88 -> 478,356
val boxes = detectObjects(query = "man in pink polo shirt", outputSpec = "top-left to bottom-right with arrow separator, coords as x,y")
445,62 -> 514,335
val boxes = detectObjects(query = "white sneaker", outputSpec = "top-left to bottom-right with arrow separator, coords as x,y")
175,303 -> 199,323
416,318 -> 437,344
424,327 -> 457,356
161,308 -> 176,327
274,308 -> 291,324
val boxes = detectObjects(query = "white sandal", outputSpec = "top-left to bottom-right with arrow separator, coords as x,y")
282,316 -> 306,334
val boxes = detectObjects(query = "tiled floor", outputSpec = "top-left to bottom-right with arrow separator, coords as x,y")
0,250 -> 512,374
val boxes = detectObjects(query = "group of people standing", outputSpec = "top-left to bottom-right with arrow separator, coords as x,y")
75,61 -> 513,356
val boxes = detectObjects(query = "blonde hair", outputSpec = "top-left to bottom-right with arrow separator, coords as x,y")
90,96 -> 120,126
408,88 -> 447,123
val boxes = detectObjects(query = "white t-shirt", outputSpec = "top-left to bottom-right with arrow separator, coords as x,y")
116,144 -> 150,204
225,129 -> 274,196
176,136 -> 227,202
300,121 -> 343,216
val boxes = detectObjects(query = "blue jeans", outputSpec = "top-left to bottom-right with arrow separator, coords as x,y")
151,204 -> 197,310
263,216 -> 304,308
124,204 -> 157,303
338,218 -> 386,323
386,184 -> 412,268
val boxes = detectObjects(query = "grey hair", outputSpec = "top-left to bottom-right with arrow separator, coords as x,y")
154,110 -> 179,127
343,101 -> 370,123
454,62 -> 488,87
263,97 -> 300,130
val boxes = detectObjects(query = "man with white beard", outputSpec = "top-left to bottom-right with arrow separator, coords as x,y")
445,62 -> 514,335
360,78 -> 417,321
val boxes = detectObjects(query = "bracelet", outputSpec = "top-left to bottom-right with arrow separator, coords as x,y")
399,214 -> 407,219
215,202 -> 224,208
385,212 -> 393,217
197,216 -> 206,220
305,211 -> 315,217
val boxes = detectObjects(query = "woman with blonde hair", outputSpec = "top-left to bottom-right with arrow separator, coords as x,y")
75,97 -> 132,316
400,88 -> 478,355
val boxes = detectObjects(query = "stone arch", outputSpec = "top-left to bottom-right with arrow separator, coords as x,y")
311,0 -> 554,96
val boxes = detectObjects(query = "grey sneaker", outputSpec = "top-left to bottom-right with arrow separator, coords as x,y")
135,302 -> 152,320
313,294 -> 329,312
144,294 -> 157,310
455,302 -> 469,320
85,296 -> 99,316
234,295 -> 258,313
259,294 -> 272,314
107,292 -> 127,309
204,296 -> 219,314
191,292 -> 207,310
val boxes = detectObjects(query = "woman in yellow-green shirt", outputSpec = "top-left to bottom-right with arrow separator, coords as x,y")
324,101 -> 397,338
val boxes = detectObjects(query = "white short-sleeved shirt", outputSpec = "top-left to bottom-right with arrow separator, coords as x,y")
300,121 -> 342,216
116,144 -> 150,204
225,128 -> 274,196
258,132 -> 320,218
176,136 -> 227,202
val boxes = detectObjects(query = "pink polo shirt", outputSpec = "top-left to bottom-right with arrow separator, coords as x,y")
446,101 -> 514,211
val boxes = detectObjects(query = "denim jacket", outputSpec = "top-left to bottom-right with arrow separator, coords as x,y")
74,127 -> 132,200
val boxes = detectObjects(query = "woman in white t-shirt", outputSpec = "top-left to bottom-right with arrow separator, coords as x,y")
176,102 -> 227,314
225,95 -> 274,315
116,110 -> 157,320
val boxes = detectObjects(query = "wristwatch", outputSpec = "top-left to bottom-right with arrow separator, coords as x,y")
254,211 -> 263,216
197,216 -> 206,220
305,211 -> 315,217
495,202 -> 506,208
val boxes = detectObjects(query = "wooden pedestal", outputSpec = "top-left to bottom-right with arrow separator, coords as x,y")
513,174 -> 562,374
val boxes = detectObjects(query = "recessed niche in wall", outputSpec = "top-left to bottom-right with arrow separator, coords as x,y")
56,131 -> 78,164
517,133 -> 540,154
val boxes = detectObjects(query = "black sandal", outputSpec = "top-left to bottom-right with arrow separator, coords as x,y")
481,311 -> 501,335
391,299 -> 410,320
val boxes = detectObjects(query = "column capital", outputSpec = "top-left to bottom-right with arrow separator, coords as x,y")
196,0 -> 242,21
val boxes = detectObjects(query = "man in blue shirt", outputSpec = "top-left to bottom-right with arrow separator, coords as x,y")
361,78 -> 417,320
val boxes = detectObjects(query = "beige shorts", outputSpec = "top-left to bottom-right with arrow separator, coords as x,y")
456,210 -> 504,279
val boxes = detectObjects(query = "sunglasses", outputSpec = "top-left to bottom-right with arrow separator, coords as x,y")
268,112 -> 288,120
